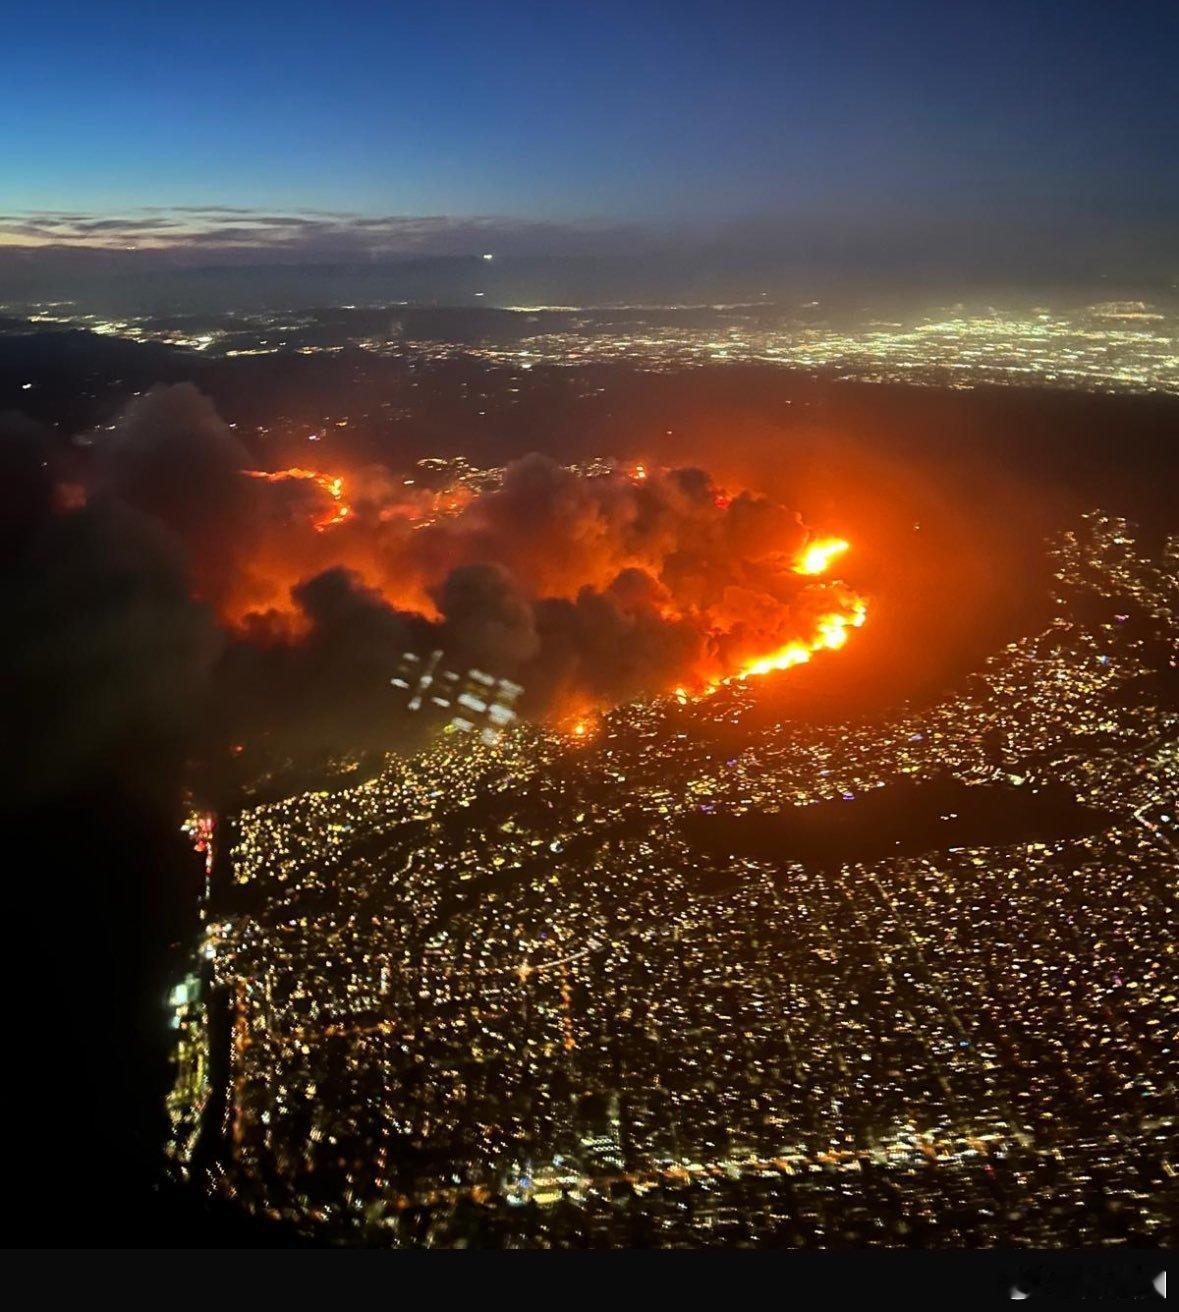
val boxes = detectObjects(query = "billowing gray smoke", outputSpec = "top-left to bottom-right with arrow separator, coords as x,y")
3,384 -> 859,797
0,405 -> 220,803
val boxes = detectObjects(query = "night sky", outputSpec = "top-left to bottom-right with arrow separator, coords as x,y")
2,1 -> 1176,275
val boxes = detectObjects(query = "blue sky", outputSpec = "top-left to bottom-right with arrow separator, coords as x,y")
2,0 -> 1176,265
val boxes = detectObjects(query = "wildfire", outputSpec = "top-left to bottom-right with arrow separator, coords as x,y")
795,536 -> 849,576
228,456 -> 867,711
242,468 -> 352,531
730,540 -> 867,682
561,707 -> 600,739
736,596 -> 867,681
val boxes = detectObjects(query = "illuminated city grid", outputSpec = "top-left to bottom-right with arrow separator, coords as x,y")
167,514 -> 1177,1246
6,300 -> 1178,396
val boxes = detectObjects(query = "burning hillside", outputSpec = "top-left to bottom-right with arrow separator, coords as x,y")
20,383 -> 869,775
222,449 -> 868,708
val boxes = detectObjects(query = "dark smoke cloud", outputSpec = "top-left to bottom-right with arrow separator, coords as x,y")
0,406 -> 220,803
527,579 -> 705,712
5,384 -> 859,798
92,382 -> 259,611
0,409 -> 54,564
435,562 -> 541,669
212,569 -> 435,767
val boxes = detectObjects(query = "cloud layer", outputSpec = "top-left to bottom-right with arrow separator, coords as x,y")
0,207 -> 649,264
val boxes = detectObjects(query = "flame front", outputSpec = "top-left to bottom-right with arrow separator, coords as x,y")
730,537 -> 866,682
736,595 -> 867,681
242,468 -> 352,531
231,460 -> 867,715
794,536 -> 850,576
729,537 -> 865,687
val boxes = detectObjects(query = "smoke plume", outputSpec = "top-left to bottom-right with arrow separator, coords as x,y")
4,385 -> 865,794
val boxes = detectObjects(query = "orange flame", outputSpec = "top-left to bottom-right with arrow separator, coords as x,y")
732,537 -> 867,682
230,462 -> 866,710
242,468 -> 352,532
795,536 -> 849,576
736,596 -> 867,681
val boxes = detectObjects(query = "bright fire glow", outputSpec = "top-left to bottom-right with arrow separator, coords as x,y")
795,536 -> 850,576
242,468 -> 352,531
737,596 -> 867,680
226,461 -> 867,710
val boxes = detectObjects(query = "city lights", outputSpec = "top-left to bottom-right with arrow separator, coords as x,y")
166,513 -> 1178,1247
